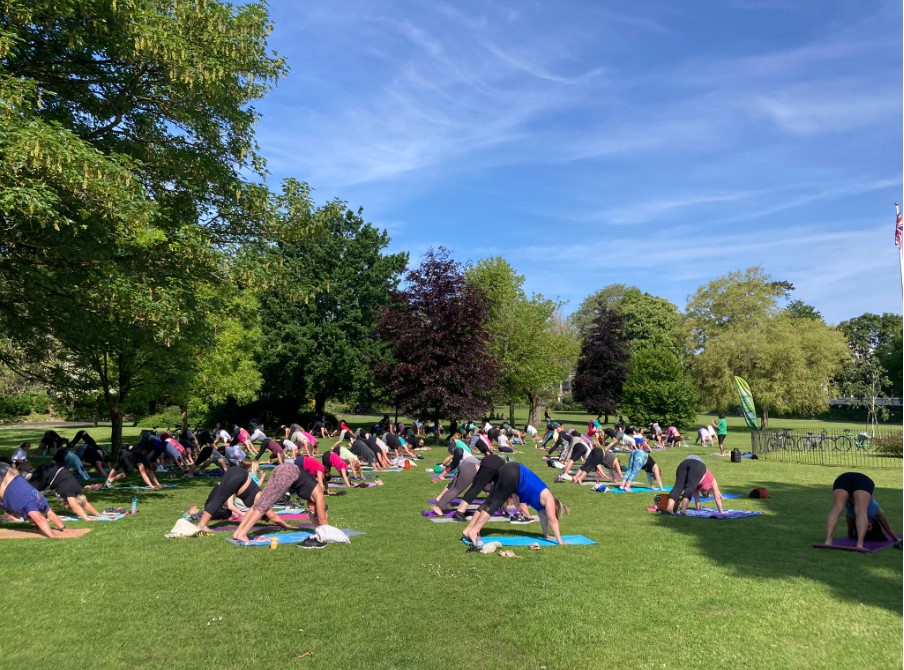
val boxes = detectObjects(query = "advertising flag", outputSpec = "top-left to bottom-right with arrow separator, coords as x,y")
734,376 -> 759,431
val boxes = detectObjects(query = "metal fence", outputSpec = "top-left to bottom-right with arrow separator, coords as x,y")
750,428 -> 903,469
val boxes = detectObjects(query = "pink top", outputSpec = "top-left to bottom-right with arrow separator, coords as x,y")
165,437 -> 184,453
238,428 -> 251,442
696,470 -> 715,492
302,431 -> 319,447
667,426 -> 679,437
302,456 -> 325,476
327,452 -> 347,471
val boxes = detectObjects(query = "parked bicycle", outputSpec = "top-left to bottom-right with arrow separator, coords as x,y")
835,429 -> 872,452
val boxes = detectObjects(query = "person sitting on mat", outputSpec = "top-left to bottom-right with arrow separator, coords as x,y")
664,455 -> 724,515
824,472 -> 899,550
571,447 -> 623,486
11,442 -> 33,473
187,459 -> 294,533
26,462 -> 102,520
462,462 -> 570,547
231,463 -> 327,544
0,462 -> 68,538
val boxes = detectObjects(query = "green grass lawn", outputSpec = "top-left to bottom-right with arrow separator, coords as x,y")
0,419 -> 900,670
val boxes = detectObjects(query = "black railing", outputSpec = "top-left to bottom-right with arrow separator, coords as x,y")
750,429 -> 902,469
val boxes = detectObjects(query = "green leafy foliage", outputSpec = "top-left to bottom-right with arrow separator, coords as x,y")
619,347 -> 698,427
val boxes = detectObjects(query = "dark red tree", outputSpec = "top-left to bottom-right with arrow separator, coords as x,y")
377,248 -> 498,432
572,308 -> 630,422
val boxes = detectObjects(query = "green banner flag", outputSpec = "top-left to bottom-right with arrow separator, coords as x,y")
734,376 -> 759,431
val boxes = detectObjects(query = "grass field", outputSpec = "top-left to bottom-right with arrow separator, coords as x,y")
0,415 -> 900,670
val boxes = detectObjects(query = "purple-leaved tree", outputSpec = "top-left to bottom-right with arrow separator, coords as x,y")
572,308 -> 630,423
377,248 -> 498,436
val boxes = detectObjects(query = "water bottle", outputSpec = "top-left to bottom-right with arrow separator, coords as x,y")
130,496 -> 138,515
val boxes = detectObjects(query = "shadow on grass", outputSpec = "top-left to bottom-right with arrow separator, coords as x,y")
653,481 -> 903,614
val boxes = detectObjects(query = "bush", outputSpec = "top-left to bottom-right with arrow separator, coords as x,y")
551,397 -> 584,412
140,406 -> 185,431
0,392 -> 53,419
873,434 -> 903,457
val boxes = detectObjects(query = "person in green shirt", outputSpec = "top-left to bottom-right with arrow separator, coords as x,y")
712,414 -> 728,456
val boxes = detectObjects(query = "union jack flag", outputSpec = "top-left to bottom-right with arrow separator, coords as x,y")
896,202 -> 903,248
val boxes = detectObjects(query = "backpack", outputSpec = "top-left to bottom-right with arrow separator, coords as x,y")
730,448 -> 742,463
749,487 -> 768,499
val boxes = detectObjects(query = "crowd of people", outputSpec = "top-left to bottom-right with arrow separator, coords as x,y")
0,411 -> 898,552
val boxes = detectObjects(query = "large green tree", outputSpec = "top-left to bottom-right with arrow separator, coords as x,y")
466,258 -> 578,426
620,347 -> 698,427
569,284 -> 630,341
0,1 -> 287,449
837,312 -> 903,425
257,185 -> 407,417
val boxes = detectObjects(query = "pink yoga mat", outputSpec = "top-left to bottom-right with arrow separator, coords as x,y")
812,534 -> 902,553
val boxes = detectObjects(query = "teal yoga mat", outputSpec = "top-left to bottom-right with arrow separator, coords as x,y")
463,534 -> 596,547
228,529 -> 364,546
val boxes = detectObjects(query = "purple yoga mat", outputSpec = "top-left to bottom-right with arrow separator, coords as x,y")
329,481 -> 377,488
428,498 -> 485,505
812,534 -> 902,553
420,508 -> 507,518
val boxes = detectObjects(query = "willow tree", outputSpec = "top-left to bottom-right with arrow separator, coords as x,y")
0,1 -> 287,450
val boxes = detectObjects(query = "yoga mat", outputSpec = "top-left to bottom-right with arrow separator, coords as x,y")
462,534 -> 596,547
0,527 -> 92,540
427,516 -> 515,524
58,513 -> 127,522
646,507 -> 763,519
428,498 -> 486,505
420,508 -> 508,518
106,484 -> 178,490
228,529 -> 364,546
362,467 -> 403,473
592,485 -> 672,494
274,508 -> 308,515
812,535 -> 902,553
328,481 -> 378,488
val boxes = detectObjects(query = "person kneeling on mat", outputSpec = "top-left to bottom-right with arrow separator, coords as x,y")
665,455 -> 724,515
462,462 -> 569,547
27,462 -> 102,520
232,463 -> 327,544
0,463 -> 68,538
824,472 -> 898,550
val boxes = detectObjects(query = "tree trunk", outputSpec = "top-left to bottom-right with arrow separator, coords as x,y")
508,401 -> 515,426
180,405 -> 189,435
603,412 -> 609,424
110,411 -> 124,459
527,394 -> 541,428
434,411 -> 441,444
760,407 -> 769,430
314,393 -> 327,418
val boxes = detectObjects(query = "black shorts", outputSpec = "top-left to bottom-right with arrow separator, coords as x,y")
717,434 -> 725,446
833,472 -> 874,495
571,444 -> 588,461
641,456 -> 657,474
581,447 -> 604,472
55,474 -> 83,500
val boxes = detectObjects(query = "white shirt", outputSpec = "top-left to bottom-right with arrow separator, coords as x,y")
11,447 -> 28,462
250,429 -> 267,442
216,429 -> 231,442
526,425 -> 538,437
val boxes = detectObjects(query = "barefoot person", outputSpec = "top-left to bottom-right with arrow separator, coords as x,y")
27,462 -> 102,520
824,472 -> 898,550
664,455 -> 724,515
571,446 -> 623,486
232,463 -> 327,544
461,462 -> 569,547
0,463 -> 68,538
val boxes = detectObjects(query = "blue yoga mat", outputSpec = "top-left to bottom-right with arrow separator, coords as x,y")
593,486 -> 672,494
462,534 -> 596,547
228,529 -> 364,546
678,509 -> 762,519
58,514 -> 126,522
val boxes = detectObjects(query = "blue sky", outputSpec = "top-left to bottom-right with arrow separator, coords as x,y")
251,0 -> 902,324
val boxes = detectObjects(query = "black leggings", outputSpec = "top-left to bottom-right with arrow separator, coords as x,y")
833,472 -> 874,495
581,447 -> 604,472
460,454 -> 505,504
203,468 -> 249,516
479,461 -> 520,516
668,458 -> 707,503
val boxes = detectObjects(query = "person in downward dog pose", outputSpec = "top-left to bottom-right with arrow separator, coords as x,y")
665,455 -> 724,515
27,462 -> 103,520
824,472 -> 899,550
461,462 -> 569,547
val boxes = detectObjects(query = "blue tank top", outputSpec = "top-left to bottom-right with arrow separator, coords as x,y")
516,464 -> 548,511
845,498 -> 879,520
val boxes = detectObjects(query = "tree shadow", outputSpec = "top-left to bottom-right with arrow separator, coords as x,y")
653,481 -> 902,613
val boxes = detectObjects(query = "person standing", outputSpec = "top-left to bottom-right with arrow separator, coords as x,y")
712,414 -> 728,457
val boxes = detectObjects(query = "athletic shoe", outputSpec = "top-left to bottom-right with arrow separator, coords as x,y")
297,537 -> 327,550
452,511 -> 468,523
510,514 -> 533,525
101,480 -> 113,489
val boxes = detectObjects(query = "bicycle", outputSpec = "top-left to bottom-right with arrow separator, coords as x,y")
835,429 -> 872,452
796,431 -> 832,452
766,428 -> 794,452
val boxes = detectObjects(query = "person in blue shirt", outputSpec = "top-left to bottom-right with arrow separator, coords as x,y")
0,463 -> 68,538
461,462 -> 570,547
